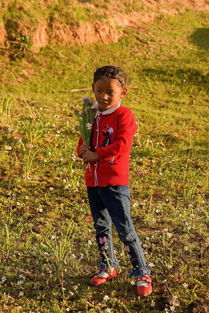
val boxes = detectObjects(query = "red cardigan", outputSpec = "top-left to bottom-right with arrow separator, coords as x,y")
77,105 -> 137,187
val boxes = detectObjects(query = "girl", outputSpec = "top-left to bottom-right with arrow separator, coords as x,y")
77,66 -> 152,296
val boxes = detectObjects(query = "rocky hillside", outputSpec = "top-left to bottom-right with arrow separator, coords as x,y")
0,0 -> 209,54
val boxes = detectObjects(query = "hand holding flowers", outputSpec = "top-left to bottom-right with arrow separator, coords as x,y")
82,150 -> 99,162
75,97 -> 98,162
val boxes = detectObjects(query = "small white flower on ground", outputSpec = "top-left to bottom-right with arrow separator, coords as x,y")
151,300 -> 155,307
49,187 -> 54,191
183,283 -> 188,288
5,145 -> 12,151
17,280 -> 24,285
105,308 -> 111,312
71,154 -> 77,161
104,295 -> 110,301
130,280 -> 135,285
149,262 -> 155,268
1,276 -> 6,283
133,202 -> 138,208
184,246 -> 188,251
19,274 -> 26,280
19,291 -> 24,297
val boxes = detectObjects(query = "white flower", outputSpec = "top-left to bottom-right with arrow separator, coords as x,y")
183,283 -> 188,288
71,154 -> 77,161
1,276 -> 6,283
5,145 -> 12,151
149,262 -> 155,268
133,202 -> 138,208
19,274 -> 26,280
151,300 -> 155,307
104,295 -> 110,301
7,126 -> 13,132
86,123 -> 92,130
64,184 -> 71,190
19,291 -> 24,297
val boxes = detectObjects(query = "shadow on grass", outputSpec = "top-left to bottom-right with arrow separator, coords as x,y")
191,28 -> 209,50
141,67 -> 209,92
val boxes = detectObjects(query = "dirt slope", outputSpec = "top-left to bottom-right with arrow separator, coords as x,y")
0,0 -> 209,53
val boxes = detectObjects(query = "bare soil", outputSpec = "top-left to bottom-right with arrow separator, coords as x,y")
1,0 -> 209,52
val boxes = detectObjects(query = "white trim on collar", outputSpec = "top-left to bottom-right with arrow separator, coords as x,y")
96,103 -> 120,116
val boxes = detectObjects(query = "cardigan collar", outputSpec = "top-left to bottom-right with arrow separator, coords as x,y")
95,103 -> 120,117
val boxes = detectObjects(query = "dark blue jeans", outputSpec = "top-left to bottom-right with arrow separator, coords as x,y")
87,186 -> 151,278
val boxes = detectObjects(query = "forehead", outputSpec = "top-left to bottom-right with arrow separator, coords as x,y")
94,76 -> 122,90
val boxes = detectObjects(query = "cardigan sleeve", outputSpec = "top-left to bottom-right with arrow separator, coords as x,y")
95,109 -> 137,159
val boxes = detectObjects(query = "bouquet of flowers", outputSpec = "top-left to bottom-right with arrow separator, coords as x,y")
75,97 -> 97,147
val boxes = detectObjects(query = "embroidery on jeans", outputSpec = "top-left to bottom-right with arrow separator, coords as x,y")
99,236 -> 109,251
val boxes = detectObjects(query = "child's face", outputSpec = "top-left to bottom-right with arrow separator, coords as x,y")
92,76 -> 127,112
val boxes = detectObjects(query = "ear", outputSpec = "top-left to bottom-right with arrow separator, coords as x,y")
121,87 -> 128,97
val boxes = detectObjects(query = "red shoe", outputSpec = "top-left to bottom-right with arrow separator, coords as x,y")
90,268 -> 117,286
136,275 -> 152,296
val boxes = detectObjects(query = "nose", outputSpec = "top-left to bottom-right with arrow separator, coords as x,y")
102,93 -> 109,101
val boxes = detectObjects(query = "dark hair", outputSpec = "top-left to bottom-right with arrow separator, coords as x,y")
93,66 -> 129,88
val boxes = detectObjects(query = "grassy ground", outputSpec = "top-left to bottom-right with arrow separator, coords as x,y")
0,9 -> 209,313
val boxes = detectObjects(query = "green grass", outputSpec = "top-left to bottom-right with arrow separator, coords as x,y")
0,9 -> 209,313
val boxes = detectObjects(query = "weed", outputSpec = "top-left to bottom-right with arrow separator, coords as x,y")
0,8 -> 208,313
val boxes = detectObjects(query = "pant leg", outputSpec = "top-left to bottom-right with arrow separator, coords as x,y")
87,187 -> 119,269
100,186 -> 151,277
